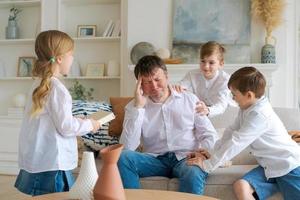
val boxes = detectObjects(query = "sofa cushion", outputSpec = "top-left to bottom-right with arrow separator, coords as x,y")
109,97 -> 133,136
72,100 -> 119,151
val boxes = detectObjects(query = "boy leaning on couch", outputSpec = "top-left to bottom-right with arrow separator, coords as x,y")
188,66 -> 300,200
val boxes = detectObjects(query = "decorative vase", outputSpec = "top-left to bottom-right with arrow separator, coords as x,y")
69,151 -> 98,200
93,144 -> 126,200
261,36 -> 276,63
107,60 -> 120,76
6,20 -> 19,39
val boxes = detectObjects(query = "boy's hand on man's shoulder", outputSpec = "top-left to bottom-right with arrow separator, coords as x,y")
172,84 -> 187,93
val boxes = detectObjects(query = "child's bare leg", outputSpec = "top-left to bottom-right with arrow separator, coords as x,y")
233,179 -> 256,200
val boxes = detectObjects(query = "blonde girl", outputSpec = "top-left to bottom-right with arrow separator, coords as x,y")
15,30 -> 100,196
175,41 -> 232,117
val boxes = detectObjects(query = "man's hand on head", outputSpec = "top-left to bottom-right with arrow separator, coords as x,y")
134,75 -> 147,108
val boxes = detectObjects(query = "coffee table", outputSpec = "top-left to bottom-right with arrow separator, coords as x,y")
30,189 -> 218,200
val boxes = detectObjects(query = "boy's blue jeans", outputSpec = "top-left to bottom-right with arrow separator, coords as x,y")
117,150 -> 208,195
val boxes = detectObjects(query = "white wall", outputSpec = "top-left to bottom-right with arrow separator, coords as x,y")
123,0 -> 299,108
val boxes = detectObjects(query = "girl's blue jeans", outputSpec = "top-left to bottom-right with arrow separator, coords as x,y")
117,150 -> 208,195
14,169 -> 74,196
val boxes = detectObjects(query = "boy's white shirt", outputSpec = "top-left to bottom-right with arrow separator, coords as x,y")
18,77 -> 93,173
179,69 -> 232,117
203,96 -> 300,179
120,87 -> 218,160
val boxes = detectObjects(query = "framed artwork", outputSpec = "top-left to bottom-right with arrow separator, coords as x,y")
77,25 -> 97,37
17,57 -> 36,77
85,63 -> 105,76
172,0 -> 251,63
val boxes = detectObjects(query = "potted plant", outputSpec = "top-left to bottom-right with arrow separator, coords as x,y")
6,7 -> 22,39
69,80 -> 94,100
251,0 -> 285,63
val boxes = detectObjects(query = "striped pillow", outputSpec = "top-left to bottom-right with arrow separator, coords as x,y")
72,100 -> 119,151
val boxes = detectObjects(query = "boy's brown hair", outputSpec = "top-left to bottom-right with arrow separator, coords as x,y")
228,66 -> 266,98
200,41 -> 226,62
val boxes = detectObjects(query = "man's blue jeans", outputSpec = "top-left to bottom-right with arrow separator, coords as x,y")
117,150 -> 208,195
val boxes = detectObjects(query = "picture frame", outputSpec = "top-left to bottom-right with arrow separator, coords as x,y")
17,57 -> 36,77
77,25 -> 97,37
85,63 -> 105,76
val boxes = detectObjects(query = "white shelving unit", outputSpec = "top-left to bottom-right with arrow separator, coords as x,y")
0,0 -> 123,116
0,0 -> 124,175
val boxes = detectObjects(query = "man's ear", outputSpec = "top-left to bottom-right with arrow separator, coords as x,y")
247,91 -> 255,99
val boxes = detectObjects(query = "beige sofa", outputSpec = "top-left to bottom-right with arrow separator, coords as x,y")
93,107 -> 300,200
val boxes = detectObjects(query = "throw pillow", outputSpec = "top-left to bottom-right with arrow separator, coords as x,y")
109,97 -> 133,136
72,100 -> 119,151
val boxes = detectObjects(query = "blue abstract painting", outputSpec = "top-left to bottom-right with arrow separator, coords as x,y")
172,0 -> 251,63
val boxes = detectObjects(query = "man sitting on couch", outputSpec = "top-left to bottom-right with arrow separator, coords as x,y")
118,55 -> 217,195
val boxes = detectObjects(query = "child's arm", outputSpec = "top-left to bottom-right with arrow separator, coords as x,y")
202,111 -> 267,173
207,89 -> 230,117
48,84 -> 95,137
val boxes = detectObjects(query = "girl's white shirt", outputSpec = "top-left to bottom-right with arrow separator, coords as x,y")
179,69 -> 232,117
203,97 -> 300,179
18,77 -> 93,173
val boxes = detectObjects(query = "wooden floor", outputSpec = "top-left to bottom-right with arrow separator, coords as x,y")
0,175 -> 31,200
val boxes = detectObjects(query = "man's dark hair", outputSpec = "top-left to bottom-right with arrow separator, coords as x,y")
134,55 -> 167,79
228,66 -> 266,98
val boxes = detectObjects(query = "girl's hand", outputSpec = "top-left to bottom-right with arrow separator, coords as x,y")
196,101 -> 209,116
171,85 -> 186,93
90,119 -> 101,133
134,76 -> 147,108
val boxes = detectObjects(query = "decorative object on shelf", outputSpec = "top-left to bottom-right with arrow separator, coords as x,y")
13,93 -> 26,108
252,0 -> 285,63
85,63 -> 105,76
93,144 -> 126,200
17,57 -> 36,77
102,20 -> 114,37
69,151 -> 98,200
261,37 -> 276,63
6,7 -> 22,39
77,25 -> 97,37
130,42 -> 155,64
69,59 -> 81,77
163,58 -> 183,64
155,48 -> 170,59
69,80 -> 94,100
107,60 -> 119,76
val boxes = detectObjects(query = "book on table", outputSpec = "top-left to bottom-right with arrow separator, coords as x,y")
89,110 -> 115,124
